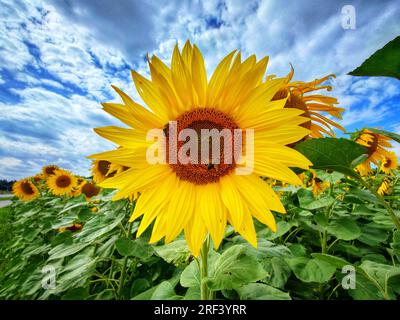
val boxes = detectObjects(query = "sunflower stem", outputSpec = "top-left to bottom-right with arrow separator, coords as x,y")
357,176 -> 400,230
118,221 -> 133,299
199,236 -> 211,300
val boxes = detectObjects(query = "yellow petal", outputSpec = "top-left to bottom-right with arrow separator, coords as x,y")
198,184 -> 227,248
131,70 -> 170,122
191,44 -> 207,106
220,175 -> 244,228
206,50 -> 236,107
94,126 -> 148,149
164,180 -> 196,243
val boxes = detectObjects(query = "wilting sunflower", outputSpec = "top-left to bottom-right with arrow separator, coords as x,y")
58,224 -> 83,233
89,41 -> 312,256
355,129 -> 392,176
380,151 -> 398,174
80,181 -> 101,201
12,179 -> 40,201
271,66 -> 345,140
91,160 -> 127,183
47,169 -> 78,196
42,165 -> 59,177
377,177 -> 391,196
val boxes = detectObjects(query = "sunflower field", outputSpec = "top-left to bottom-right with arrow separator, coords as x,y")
1,38 -> 400,301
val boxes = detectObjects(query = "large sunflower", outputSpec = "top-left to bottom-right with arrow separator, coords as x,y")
12,179 -> 40,201
355,129 -> 392,176
89,41 -> 312,256
47,169 -> 78,196
271,66 -> 345,140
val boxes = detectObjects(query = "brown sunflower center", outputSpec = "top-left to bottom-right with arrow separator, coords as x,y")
384,159 -> 392,168
166,108 -> 240,185
45,166 -> 57,175
56,175 -> 72,188
21,181 -> 34,195
81,183 -> 101,198
98,160 -> 111,176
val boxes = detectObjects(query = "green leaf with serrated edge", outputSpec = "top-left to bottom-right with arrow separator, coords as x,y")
205,245 -> 268,290
348,36 -> 400,80
115,238 -> 154,259
262,257 -> 291,289
153,240 -> 190,266
180,260 -> 200,288
391,230 -> 400,259
358,223 -> 388,246
294,138 -> 367,177
311,253 -> 350,269
297,189 -> 334,210
237,283 -> 291,300
285,257 -> 336,283
357,260 -> 400,299
48,242 -> 91,260
326,217 -> 361,240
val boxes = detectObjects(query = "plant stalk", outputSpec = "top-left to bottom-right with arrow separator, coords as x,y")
118,221 -> 133,299
199,236 -> 211,300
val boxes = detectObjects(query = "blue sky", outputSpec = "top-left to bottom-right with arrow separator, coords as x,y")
0,0 -> 399,180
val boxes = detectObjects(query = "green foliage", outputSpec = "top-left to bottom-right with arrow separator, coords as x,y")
0,143 -> 399,300
348,36 -> 400,80
294,138 -> 367,177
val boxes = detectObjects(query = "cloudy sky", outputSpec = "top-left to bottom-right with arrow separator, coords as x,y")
0,0 -> 399,180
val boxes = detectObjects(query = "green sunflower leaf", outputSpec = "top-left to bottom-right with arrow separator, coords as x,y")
204,245 -> 268,290
326,217 -> 361,241
348,36 -> 400,80
285,257 -> 336,283
237,283 -> 291,300
294,138 -> 367,177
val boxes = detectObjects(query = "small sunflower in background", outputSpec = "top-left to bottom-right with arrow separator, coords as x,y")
271,66 -> 345,140
91,160 -> 126,183
72,177 -> 86,197
12,179 -> 40,201
298,170 -> 329,196
354,129 -> 392,176
89,41 -> 312,256
32,173 -> 47,190
42,164 -> 59,178
80,181 -> 101,201
377,177 -> 391,196
380,151 -> 398,174
47,169 -> 78,196
33,174 -> 45,183
309,171 -> 330,196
